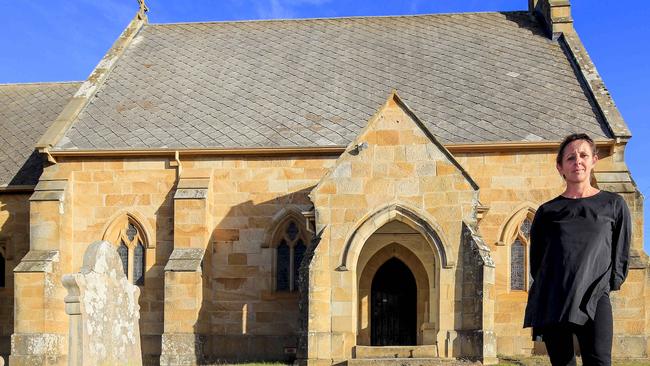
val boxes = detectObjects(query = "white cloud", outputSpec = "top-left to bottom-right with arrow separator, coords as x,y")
286,0 -> 333,5
408,0 -> 421,13
253,0 -> 334,19
255,0 -> 294,19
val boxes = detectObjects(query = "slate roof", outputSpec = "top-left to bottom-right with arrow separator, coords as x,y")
0,82 -> 80,185
54,11 -> 610,150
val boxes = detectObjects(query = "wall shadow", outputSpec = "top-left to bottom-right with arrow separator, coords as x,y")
140,186 -> 176,365
193,187 -> 315,364
0,192 -> 32,362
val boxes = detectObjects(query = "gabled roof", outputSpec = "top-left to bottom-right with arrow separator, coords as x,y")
0,82 -> 80,186
53,11 -> 610,151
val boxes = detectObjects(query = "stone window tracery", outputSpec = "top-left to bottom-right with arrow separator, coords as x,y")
511,217 -> 532,291
104,217 -> 147,286
274,219 -> 308,292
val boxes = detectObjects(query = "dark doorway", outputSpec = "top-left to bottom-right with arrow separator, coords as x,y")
371,257 -> 417,346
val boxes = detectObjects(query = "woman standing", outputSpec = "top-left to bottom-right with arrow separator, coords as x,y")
524,133 -> 631,366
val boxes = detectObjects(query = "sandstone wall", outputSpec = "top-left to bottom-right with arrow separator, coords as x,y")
6,135 -> 646,363
38,154 -> 335,362
0,193 -> 30,359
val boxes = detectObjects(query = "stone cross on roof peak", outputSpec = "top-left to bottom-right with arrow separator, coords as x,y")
137,0 -> 148,20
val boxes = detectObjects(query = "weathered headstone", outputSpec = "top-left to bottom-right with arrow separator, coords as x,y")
62,240 -> 142,366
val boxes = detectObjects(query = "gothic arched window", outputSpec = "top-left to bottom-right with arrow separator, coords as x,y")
277,241 -> 290,291
511,217 -> 532,291
134,241 -> 145,286
118,241 -> 129,278
274,219 -> 308,292
104,216 -> 148,286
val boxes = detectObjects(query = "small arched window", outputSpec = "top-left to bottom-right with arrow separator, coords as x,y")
104,216 -> 148,286
134,241 -> 145,286
118,241 -> 129,278
511,217 -> 532,291
274,219 -> 308,292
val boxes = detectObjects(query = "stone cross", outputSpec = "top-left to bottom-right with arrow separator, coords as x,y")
62,240 -> 142,366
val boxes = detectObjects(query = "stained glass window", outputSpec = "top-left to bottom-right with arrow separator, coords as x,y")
520,218 -> 532,239
287,222 -> 299,241
126,223 -> 137,242
113,215 -> 147,286
511,239 -> 525,290
134,241 -> 145,286
277,241 -> 290,291
293,239 -> 306,290
511,215 -> 533,291
118,241 -> 129,278
275,218 -> 309,292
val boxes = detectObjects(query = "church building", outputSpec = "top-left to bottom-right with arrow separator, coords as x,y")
0,0 -> 647,365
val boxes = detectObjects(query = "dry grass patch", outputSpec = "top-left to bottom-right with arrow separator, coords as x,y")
497,355 -> 650,366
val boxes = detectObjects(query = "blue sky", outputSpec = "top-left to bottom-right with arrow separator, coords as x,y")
1,0 -> 648,251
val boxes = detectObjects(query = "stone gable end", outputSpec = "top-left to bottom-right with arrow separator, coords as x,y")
310,92 -> 478,262
306,92 -> 481,362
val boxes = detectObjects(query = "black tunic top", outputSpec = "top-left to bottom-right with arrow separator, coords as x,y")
524,190 -> 631,330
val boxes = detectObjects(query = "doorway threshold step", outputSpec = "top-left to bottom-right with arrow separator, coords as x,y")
348,358 -> 478,366
354,345 -> 438,359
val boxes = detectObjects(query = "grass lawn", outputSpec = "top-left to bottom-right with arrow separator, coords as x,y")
497,355 -> 650,366
206,363 -> 288,366
202,357 -> 650,365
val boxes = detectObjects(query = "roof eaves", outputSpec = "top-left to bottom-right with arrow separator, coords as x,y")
35,10 -> 148,152
48,146 -> 348,158
44,140 -> 617,158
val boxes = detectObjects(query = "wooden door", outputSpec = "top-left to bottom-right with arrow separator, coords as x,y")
371,257 -> 417,346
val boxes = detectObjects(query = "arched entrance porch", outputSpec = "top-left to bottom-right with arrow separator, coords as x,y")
356,221 -> 439,347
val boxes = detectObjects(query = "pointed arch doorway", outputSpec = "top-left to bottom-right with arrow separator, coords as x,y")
356,219 -> 440,348
371,257 -> 417,346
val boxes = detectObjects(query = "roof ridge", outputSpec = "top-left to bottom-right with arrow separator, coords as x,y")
0,81 -> 82,86
146,10 -> 529,27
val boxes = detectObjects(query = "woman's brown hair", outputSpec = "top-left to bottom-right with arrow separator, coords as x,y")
556,133 -> 597,166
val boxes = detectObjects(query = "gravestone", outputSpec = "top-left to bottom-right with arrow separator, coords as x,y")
62,240 -> 142,366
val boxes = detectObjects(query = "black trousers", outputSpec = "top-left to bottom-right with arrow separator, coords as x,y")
542,294 -> 613,366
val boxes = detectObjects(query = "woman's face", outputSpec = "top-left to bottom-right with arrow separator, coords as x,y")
556,139 -> 598,184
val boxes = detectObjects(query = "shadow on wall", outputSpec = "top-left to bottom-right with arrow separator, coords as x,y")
193,187 -> 314,364
0,193 -> 32,361
453,225 -> 476,359
141,187 -> 176,365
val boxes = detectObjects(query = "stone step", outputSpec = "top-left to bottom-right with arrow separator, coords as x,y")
354,345 -> 439,359
348,358 -> 478,366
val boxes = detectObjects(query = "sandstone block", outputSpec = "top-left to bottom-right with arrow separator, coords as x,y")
374,130 -> 399,146
215,229 -> 239,241
228,253 -> 247,265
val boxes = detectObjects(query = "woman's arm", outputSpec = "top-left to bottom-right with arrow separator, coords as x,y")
529,206 -> 545,280
610,196 -> 632,291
